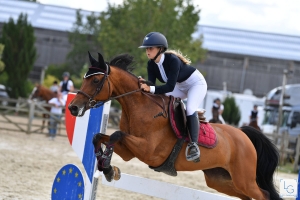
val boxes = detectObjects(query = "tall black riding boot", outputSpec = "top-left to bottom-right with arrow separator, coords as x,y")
186,112 -> 200,162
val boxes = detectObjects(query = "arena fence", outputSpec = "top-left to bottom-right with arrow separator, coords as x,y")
0,97 -> 121,135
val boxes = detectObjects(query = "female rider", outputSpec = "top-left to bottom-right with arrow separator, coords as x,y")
139,32 -> 207,162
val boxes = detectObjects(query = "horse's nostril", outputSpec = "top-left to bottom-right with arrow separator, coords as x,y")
68,104 -> 78,114
70,105 -> 78,112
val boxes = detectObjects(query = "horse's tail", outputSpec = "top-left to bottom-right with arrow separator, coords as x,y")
240,126 -> 282,200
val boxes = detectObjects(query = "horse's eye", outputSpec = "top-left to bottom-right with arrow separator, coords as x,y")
93,78 -> 100,83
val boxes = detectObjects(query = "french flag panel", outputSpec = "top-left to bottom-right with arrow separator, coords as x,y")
65,93 -> 111,183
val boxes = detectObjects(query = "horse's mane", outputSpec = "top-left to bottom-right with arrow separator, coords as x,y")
108,54 -> 154,86
109,54 -> 135,72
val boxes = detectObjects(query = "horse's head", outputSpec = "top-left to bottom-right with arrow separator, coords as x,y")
30,84 -> 55,101
68,52 -> 113,117
30,84 -> 42,100
68,52 -> 138,117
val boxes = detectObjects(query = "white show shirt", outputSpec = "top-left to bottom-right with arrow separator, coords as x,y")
48,98 -> 66,114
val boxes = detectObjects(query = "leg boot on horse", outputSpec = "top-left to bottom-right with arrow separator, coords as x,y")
186,112 -> 200,162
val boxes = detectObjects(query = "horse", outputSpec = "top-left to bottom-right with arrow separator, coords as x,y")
209,106 -> 223,123
30,84 -> 56,131
68,52 -> 281,200
249,119 -> 261,131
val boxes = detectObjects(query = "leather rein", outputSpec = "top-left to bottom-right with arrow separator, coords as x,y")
77,64 -> 168,118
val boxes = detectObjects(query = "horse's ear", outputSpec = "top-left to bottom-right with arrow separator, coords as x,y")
97,52 -> 106,71
88,51 -> 98,67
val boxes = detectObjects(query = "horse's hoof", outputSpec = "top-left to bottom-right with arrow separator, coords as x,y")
104,167 -> 114,182
112,166 -> 121,180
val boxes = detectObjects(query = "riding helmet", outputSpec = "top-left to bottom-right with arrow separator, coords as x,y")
139,32 -> 168,49
62,72 -> 70,77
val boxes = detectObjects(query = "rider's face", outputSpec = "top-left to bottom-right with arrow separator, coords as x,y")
146,47 -> 160,60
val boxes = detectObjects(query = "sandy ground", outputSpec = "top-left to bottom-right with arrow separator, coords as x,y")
0,116 -> 298,200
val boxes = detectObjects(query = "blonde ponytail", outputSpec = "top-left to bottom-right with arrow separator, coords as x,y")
165,50 -> 191,65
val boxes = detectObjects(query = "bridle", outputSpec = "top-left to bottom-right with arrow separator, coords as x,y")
76,64 -> 168,118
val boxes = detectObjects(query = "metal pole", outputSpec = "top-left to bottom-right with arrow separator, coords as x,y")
40,66 -> 47,85
239,57 -> 248,93
27,100 -> 35,134
276,69 -> 288,135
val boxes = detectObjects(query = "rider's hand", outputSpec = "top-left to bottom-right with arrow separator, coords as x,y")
140,83 -> 150,92
138,76 -> 146,83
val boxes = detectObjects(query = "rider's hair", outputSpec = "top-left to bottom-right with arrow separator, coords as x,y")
165,50 -> 191,65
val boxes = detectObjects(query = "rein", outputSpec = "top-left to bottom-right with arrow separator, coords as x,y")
77,66 -> 168,118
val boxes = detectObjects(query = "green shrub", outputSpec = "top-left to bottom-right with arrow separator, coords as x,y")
222,96 -> 241,126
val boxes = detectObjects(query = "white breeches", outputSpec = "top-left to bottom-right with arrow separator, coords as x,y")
166,70 -> 207,116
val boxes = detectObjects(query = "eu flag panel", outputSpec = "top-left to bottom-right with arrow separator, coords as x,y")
51,164 -> 84,200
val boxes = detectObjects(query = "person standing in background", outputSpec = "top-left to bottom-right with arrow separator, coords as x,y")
250,105 -> 258,123
48,91 -> 65,140
50,80 -> 59,92
215,98 -> 225,124
59,72 -> 74,100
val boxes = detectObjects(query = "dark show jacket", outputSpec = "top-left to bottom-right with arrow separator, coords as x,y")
147,53 -> 196,94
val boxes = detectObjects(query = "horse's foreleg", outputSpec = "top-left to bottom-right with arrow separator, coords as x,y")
92,131 -> 135,182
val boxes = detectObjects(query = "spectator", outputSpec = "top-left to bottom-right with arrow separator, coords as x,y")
215,98 -> 225,124
48,91 -> 65,140
59,71 -> 74,100
210,98 -> 225,124
249,105 -> 258,123
50,80 -> 59,92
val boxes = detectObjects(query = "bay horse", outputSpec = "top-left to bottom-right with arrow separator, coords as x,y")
30,84 -> 56,131
68,52 -> 281,200
249,119 -> 261,131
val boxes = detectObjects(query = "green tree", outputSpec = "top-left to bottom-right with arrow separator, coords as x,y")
66,10 -> 101,76
0,13 -> 36,98
98,0 -> 206,77
222,97 -> 241,126
0,44 -> 4,72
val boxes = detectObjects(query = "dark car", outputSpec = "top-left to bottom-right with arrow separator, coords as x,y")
0,84 -> 9,106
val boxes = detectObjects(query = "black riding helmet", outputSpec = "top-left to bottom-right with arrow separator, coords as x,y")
139,32 -> 168,49
139,32 -> 168,60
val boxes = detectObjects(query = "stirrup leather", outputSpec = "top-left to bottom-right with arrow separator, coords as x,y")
185,142 -> 200,161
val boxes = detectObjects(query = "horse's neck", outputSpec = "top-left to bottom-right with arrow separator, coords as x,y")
42,88 -> 55,101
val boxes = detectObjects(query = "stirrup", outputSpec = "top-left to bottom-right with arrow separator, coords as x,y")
185,142 -> 200,162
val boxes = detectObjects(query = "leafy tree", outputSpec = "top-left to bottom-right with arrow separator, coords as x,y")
98,0 -> 206,77
222,97 -> 241,126
66,10 -> 101,76
0,44 -> 4,72
0,13 -> 36,98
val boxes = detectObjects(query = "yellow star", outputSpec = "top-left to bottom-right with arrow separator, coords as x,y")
69,167 -> 73,173
75,172 -> 78,178
56,177 -> 60,182
53,188 -> 57,194
78,181 -> 82,187
78,193 -> 82,199
62,170 -> 66,175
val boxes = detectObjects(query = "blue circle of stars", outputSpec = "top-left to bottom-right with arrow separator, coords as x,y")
51,164 -> 84,200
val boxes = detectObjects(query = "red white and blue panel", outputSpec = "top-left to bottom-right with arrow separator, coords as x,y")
65,93 -> 111,199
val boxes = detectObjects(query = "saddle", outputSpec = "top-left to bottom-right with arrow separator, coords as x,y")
149,96 -> 218,176
169,96 -> 218,148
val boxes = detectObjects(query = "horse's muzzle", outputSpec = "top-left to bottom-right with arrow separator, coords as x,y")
68,104 -> 86,117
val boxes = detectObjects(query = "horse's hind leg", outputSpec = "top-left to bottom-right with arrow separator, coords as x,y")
203,168 -> 251,200
229,159 -> 270,200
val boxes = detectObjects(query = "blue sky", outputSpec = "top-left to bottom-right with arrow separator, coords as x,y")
39,0 -> 300,36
